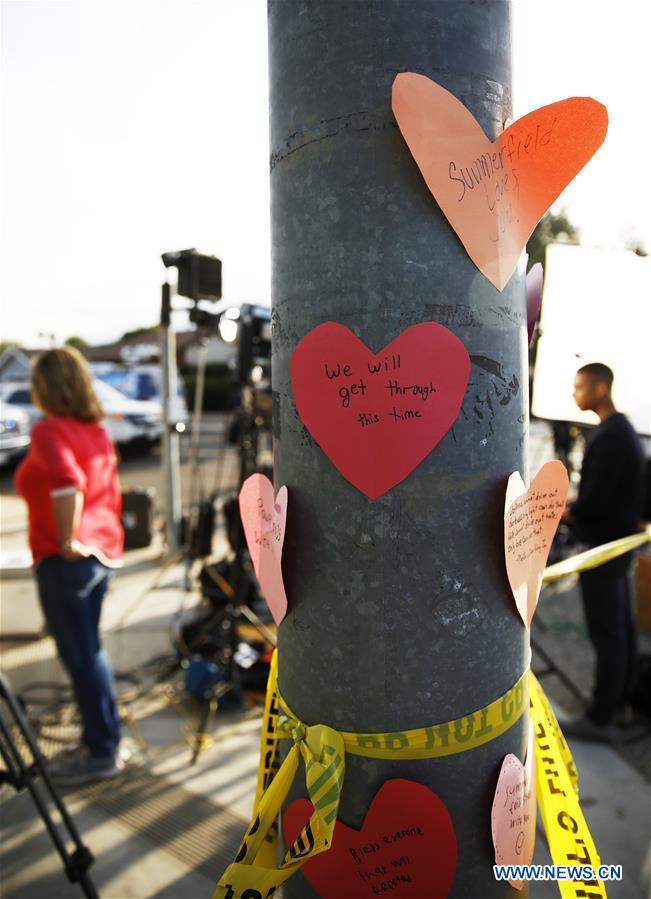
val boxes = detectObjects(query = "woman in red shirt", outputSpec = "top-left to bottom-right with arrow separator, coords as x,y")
15,347 -> 124,785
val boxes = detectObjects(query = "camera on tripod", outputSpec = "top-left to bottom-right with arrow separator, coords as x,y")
161,249 -> 276,704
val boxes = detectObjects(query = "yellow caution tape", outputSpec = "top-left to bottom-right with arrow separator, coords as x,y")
530,673 -> 607,898
212,509 -> 645,896
530,669 -> 578,794
278,667 -> 529,760
215,657 -> 527,898
252,650 -> 281,868
215,649 -> 344,898
543,531 -> 650,584
215,656 -> 606,899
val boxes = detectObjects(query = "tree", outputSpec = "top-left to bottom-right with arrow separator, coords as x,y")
120,325 -> 158,341
0,340 -> 19,356
65,336 -> 89,350
526,210 -> 580,271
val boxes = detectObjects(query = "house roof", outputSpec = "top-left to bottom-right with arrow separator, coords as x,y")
83,330 -> 199,363
0,330 -> 203,371
0,345 -> 38,377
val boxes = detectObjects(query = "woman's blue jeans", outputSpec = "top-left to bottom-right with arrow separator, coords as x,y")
35,555 -> 121,758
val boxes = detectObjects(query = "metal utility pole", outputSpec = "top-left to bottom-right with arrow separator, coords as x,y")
160,281 -> 182,556
269,2 -> 528,897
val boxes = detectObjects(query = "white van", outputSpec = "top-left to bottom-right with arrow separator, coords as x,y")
91,363 -> 189,425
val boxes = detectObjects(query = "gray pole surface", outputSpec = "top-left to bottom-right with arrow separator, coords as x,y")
269,2 -> 528,896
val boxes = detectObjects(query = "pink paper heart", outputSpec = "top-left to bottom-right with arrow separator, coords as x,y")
239,474 -> 288,626
491,723 -> 536,890
504,460 -> 569,628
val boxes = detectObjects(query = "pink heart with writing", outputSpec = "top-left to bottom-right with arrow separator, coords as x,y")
504,460 -> 569,628
239,474 -> 288,626
491,722 -> 536,889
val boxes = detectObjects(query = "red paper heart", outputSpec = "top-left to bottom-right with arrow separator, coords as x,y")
283,779 -> 457,899
392,73 -> 608,290
290,322 -> 470,498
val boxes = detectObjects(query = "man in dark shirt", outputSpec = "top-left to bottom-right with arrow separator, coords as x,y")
563,363 -> 645,742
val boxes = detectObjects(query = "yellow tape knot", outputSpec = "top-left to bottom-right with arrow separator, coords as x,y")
278,713 -> 306,746
290,721 -> 306,744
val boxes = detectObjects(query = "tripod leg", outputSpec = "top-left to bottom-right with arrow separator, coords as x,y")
73,857 -> 101,899
0,673 -> 100,897
190,697 -> 216,765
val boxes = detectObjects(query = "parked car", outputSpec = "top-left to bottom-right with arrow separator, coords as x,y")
0,385 -> 40,428
0,401 -> 30,466
0,380 -> 162,449
90,363 -> 189,425
94,379 -> 163,447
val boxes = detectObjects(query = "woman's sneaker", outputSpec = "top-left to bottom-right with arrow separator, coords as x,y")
47,746 -> 124,786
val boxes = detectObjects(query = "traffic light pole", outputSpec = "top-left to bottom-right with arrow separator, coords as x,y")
269,2 -> 528,897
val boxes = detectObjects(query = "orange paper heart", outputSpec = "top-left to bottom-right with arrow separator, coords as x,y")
392,73 -> 608,290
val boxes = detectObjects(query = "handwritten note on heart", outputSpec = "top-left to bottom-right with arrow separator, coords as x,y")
283,778 -> 457,899
491,722 -> 536,890
504,460 -> 569,628
239,474 -> 288,625
290,322 -> 470,499
392,73 -> 608,290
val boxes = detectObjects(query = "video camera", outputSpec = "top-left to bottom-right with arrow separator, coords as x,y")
161,248 -> 271,425
161,248 -> 222,302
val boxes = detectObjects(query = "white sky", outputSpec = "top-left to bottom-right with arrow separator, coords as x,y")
1,0 -> 649,346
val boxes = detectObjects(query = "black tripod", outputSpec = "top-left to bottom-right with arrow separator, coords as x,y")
177,304 -> 276,761
0,671 -> 99,898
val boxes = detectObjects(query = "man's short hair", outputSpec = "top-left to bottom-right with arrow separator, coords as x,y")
577,362 -> 614,389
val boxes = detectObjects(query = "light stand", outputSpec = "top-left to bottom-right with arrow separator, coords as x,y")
160,281 -> 183,555
159,249 -> 223,557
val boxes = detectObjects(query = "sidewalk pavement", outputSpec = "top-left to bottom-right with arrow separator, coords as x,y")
1,493 -> 650,899
1,491 -> 254,898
